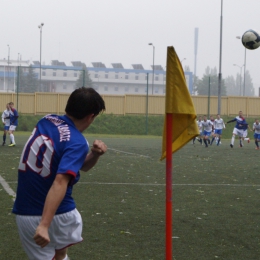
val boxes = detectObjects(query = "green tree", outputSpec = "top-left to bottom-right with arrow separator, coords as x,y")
195,67 -> 226,96
244,70 -> 255,96
17,66 -> 39,93
75,64 -> 92,89
225,75 -> 239,96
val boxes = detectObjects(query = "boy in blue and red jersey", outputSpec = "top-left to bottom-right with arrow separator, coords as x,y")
8,102 -> 19,146
12,87 -> 107,260
226,111 -> 248,148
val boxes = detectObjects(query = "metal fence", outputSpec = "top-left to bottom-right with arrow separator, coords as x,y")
1,92 -> 260,117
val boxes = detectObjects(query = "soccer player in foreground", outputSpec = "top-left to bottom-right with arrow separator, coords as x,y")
8,102 -> 19,146
1,103 -> 10,146
12,87 -> 107,260
226,111 -> 248,148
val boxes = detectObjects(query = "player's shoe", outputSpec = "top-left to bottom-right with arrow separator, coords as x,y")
255,147 -> 259,150
239,144 -> 243,148
247,138 -> 250,143
230,144 -> 233,148
8,143 -> 16,147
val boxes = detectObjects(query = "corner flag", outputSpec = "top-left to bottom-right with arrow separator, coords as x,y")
161,47 -> 199,160
161,46 -> 199,260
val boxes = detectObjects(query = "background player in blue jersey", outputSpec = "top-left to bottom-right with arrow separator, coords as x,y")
226,111 -> 248,148
12,87 -> 106,260
8,102 -> 19,146
1,103 -> 10,146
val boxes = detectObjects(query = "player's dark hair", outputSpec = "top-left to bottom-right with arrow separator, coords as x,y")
65,87 -> 105,119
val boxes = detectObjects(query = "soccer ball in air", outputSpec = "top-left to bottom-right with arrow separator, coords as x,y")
241,29 -> 260,50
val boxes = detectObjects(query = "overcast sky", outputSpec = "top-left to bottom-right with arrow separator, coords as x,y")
1,0 -> 260,92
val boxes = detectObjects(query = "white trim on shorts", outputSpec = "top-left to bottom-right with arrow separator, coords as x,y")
9,125 -> 16,131
16,208 -> 83,260
233,128 -> 244,137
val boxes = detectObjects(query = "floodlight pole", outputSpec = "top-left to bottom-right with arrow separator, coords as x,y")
243,47 -> 246,96
236,36 -> 247,96
7,45 -> 10,92
217,0 -> 223,115
148,43 -> 155,95
38,23 -> 44,92
233,64 -> 243,96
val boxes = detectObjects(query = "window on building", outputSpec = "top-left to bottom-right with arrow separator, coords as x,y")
115,86 -> 118,91
135,87 -> 138,92
63,84 -> 67,90
104,86 -> 108,91
155,76 -> 159,81
63,72 -> 67,77
125,75 -> 128,80
42,71 -> 46,76
105,74 -> 108,79
125,86 -> 129,92
155,87 -> 159,93
94,85 -> 99,91
135,75 -> 139,80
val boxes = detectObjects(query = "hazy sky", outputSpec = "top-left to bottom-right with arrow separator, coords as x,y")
1,0 -> 260,92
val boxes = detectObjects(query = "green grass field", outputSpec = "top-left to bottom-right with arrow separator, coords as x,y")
0,132 -> 260,259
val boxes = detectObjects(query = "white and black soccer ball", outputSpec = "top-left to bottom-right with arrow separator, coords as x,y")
241,29 -> 260,50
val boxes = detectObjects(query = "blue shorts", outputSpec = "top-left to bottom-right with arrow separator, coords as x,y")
254,133 -> 260,140
203,130 -> 211,137
215,129 -> 222,135
4,125 -> 9,131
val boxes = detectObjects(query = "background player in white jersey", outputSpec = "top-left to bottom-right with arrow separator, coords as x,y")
212,114 -> 225,146
1,103 -> 10,146
12,87 -> 106,260
201,115 -> 214,148
8,102 -> 19,146
193,116 -> 203,144
253,119 -> 260,149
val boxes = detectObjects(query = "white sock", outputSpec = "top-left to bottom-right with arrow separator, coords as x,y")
244,138 -> 249,140
63,255 -> 69,260
231,135 -> 235,145
10,134 -> 15,144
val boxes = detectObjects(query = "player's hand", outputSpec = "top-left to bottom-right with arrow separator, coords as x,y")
33,225 -> 50,248
91,140 -> 107,156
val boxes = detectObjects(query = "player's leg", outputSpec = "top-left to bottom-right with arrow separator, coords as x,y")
255,133 -> 260,149
54,248 -> 68,260
210,132 -> 215,145
2,128 -> 7,145
8,126 -> 16,146
192,137 -> 196,144
230,128 -> 238,148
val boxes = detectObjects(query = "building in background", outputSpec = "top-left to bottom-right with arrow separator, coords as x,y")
0,59 -> 193,95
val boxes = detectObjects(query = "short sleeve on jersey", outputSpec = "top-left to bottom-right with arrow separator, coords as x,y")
57,140 -> 88,184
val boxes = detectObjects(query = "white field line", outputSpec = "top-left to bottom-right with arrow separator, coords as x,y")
6,180 -> 260,187
107,148 -> 151,158
0,175 -> 16,201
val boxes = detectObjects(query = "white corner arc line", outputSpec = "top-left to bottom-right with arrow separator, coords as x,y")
0,175 -> 16,201
107,148 -> 150,158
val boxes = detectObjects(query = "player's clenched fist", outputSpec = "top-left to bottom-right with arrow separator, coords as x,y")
91,140 -> 107,156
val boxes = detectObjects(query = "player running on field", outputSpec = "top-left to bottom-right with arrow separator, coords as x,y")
212,114 -> 225,146
226,111 -> 248,148
253,119 -> 260,150
193,116 -> 203,144
201,115 -> 214,148
8,102 -> 19,146
209,115 -> 215,145
1,103 -> 10,146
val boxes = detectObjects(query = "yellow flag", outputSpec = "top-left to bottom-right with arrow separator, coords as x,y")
161,47 -> 199,160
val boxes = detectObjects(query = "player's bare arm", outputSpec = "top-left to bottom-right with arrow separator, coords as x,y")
81,140 -> 107,172
33,174 -> 71,248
